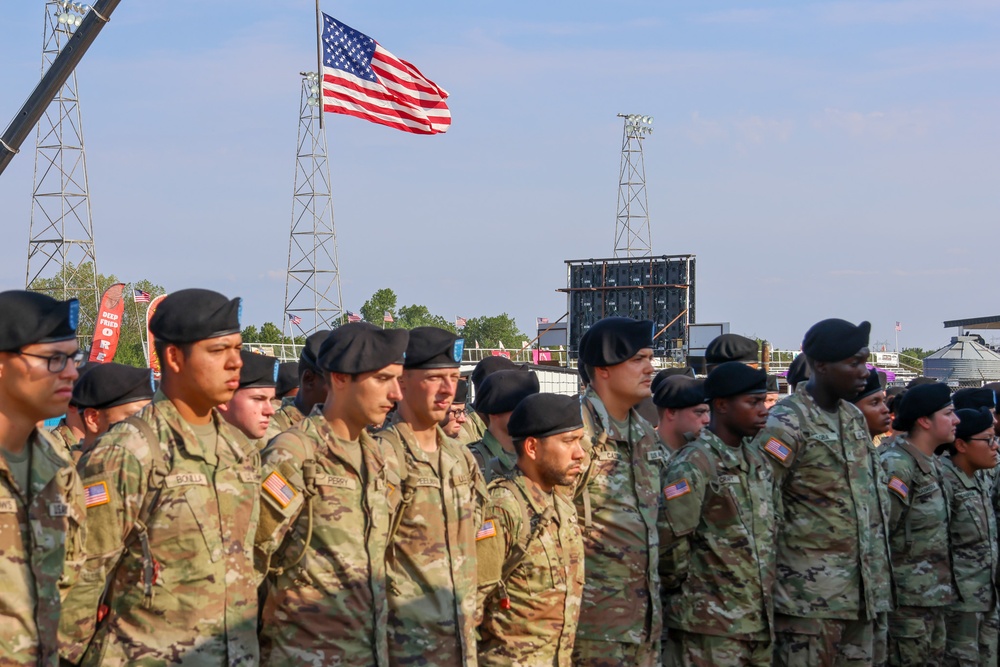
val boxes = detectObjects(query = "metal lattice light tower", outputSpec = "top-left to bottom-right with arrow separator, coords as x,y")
613,113 -> 653,258
26,1 -> 100,329
282,71 -> 344,337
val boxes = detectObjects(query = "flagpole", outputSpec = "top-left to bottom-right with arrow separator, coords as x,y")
316,0 -> 324,130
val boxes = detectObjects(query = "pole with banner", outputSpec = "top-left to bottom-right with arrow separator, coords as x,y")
146,294 -> 168,380
89,283 -> 127,363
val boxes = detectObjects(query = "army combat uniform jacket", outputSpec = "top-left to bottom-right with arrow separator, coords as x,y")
468,431 -> 517,484
60,391 -> 262,666
939,454 -> 997,613
879,436 -> 954,608
659,430 -> 777,639
378,422 -> 489,667
755,384 -> 893,620
573,387 -> 664,645
477,469 -> 584,666
263,396 -> 305,443
255,414 -> 402,665
0,429 -> 86,667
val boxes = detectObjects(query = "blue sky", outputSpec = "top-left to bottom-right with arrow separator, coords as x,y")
1,0 -> 997,352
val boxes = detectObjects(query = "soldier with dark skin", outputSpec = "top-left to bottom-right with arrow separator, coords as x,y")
59,288 -> 262,666
218,351 -> 278,447
880,383 -> 959,666
477,393 -> 586,666
71,362 -> 154,462
255,322 -> 408,665
265,330 -> 329,441
377,327 -> 489,667
467,370 -> 540,483
660,362 -> 775,666
571,317 -> 666,667
754,319 -> 893,666
853,368 -> 892,441
0,291 -> 86,667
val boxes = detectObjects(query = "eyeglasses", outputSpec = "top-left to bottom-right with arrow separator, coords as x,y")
969,436 -> 999,445
446,408 -> 466,419
16,349 -> 85,373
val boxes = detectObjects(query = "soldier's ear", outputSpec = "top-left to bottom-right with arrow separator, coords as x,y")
524,436 -> 540,461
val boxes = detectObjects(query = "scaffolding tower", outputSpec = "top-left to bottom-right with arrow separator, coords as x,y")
281,72 -> 344,337
26,1 -> 100,330
613,113 -> 653,258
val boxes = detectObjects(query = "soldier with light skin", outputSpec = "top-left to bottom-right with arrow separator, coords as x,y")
218,351 -> 278,444
0,291 -> 86,667
653,376 -> 710,452
467,370 -> 540,483
72,362 -> 155,455
572,317 -> 665,667
439,378 -> 468,439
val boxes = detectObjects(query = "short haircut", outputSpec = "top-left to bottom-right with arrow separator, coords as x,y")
153,339 -> 192,376
513,436 -> 527,457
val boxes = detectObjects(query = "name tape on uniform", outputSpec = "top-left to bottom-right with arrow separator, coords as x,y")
84,481 -> 110,508
664,479 -> 691,501
763,438 -> 791,462
476,519 -> 497,541
164,473 -> 208,488
0,498 -> 17,513
262,471 -> 297,508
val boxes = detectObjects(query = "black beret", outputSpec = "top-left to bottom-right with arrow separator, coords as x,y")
653,376 -> 707,410
148,288 -> 241,344
475,370 -> 539,414
239,351 -> 278,389
892,382 -> 952,431
907,376 -> 937,388
404,327 -> 463,369
704,362 -> 768,400
299,330 -> 331,371
787,355 -> 811,389
952,387 -> 996,411
886,386 -> 906,398
508,393 -> 583,439
275,362 -> 299,396
854,368 -> 888,403
317,322 -> 409,374
802,319 -> 871,362
766,375 -> 780,393
651,367 -> 696,395
0,291 -> 79,351
579,317 -> 653,367
705,334 -> 758,365
454,378 -> 469,404
955,407 -> 995,441
72,363 -> 154,410
577,330 -> 592,384
471,356 -> 519,391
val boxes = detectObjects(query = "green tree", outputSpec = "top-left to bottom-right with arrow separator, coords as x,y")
241,325 -> 260,344
360,288 -> 398,326
462,313 -> 526,350
259,322 -> 285,344
397,304 -> 455,332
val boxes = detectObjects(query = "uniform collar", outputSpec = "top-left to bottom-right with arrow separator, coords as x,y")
150,390 -> 250,463
584,386 -> 641,442
697,428 -> 748,471
512,467 -> 559,523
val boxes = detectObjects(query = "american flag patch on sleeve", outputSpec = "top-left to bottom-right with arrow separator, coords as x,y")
664,479 -> 691,501
262,472 -> 297,508
84,481 -> 110,508
476,520 -> 497,541
888,476 -> 909,500
764,438 -> 791,462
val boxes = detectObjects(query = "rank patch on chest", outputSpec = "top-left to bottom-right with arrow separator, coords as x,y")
84,481 -> 110,508
664,479 -> 691,501
763,438 -> 791,462
262,472 -> 297,508
476,519 -> 497,541
888,476 -> 909,500
647,450 -> 665,462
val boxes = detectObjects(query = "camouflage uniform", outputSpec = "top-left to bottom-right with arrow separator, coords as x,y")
467,430 -> 517,484
477,469 -> 584,666
572,387 -> 664,666
0,430 -> 86,667
880,435 -> 954,666
378,421 -> 489,667
60,391 -> 261,666
659,429 -> 777,666
756,384 -> 893,666
255,413 -> 402,665
460,409 -> 487,445
49,421 -> 79,459
264,396 -> 305,442
940,454 -> 998,667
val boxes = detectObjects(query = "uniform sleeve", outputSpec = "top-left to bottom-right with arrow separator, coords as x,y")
753,407 -> 802,485
59,427 -> 150,661
880,451 -> 913,534
475,490 -> 517,625
658,454 -> 708,590
254,433 -> 309,564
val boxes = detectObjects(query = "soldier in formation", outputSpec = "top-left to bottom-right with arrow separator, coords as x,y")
440,377 -> 470,441
70,362 -> 154,462
651,374 -> 709,457
218,350 -> 278,447
264,329 -> 329,441
467,368 -> 540,482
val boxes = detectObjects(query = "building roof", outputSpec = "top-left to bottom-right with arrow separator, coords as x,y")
943,316 -> 1000,330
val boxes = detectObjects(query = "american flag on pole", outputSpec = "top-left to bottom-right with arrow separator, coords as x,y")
133,288 -> 151,303
895,321 -> 902,332
288,313 -> 303,326
319,13 -> 451,135
383,311 -> 394,323
347,311 -> 363,323
455,316 -> 467,328
537,317 -> 549,325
